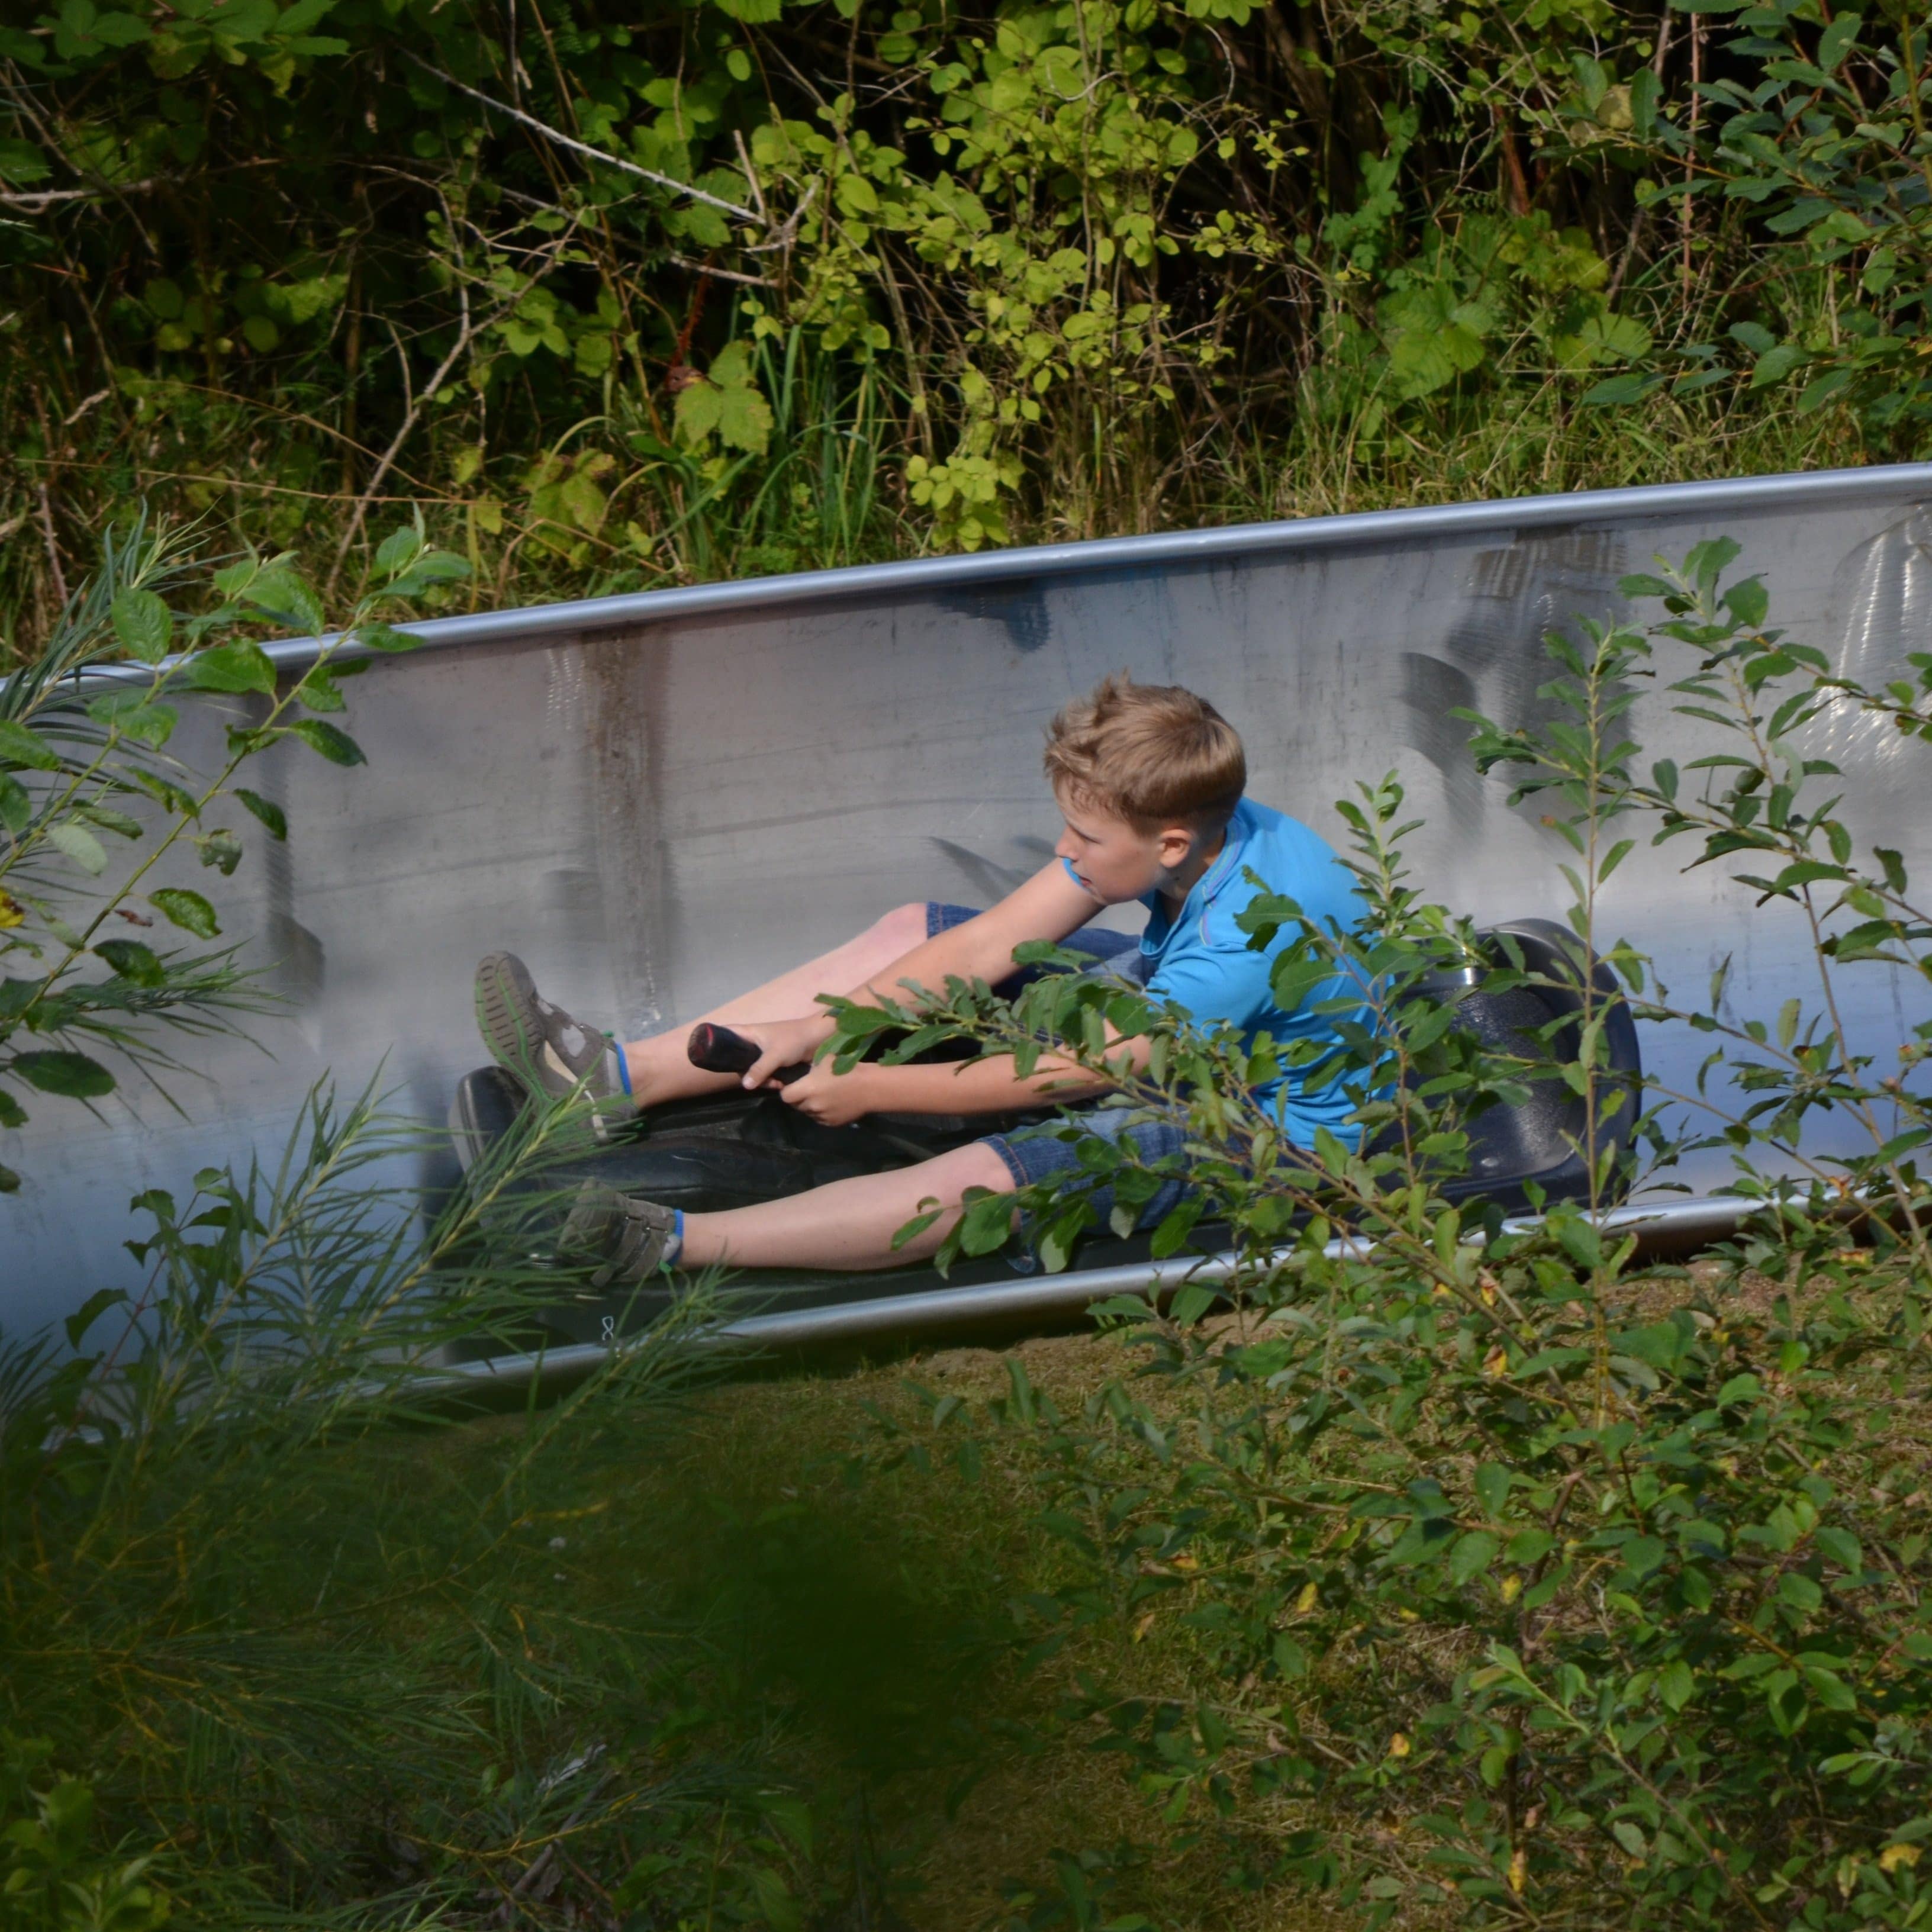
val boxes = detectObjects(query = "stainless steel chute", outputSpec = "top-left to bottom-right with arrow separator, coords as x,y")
8,464 -> 1932,1350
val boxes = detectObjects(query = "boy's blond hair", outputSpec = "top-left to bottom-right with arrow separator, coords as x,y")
1042,674 -> 1246,832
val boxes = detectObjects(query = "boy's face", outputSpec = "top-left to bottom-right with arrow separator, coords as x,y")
1054,787 -> 1200,905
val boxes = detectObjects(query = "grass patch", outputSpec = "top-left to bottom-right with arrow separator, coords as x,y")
1,1313 -> 1357,1929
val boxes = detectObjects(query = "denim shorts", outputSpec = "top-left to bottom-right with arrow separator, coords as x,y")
984,1103 -> 1192,1232
923,901 -> 1185,1234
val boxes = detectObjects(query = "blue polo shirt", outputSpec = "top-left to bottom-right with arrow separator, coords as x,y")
1125,798 -> 1367,1145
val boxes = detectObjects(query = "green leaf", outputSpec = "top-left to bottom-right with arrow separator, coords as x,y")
1506,1522 -> 1553,1569
293,666 -> 347,713
1686,536 -> 1741,591
1749,343 -> 1804,391
374,523 -> 424,578
72,801 -> 141,841
747,1867 -> 801,1932
1658,1659 -> 1695,1711
716,380 -> 774,455
1449,1531 -> 1499,1585
1778,1572 -> 1823,1614
351,620 -> 421,655
1817,15 -> 1859,69
1387,320 -> 1485,398
150,887 -> 220,938
63,1286 -> 126,1348
1799,368 -> 1854,413
0,137 -> 52,185
45,819 -> 107,875
0,772 -> 28,833
0,719 -> 60,771
245,568 -> 324,636
1724,577 -> 1769,627
1814,1526 -> 1861,1572
183,641 -> 277,696
1169,1280 -> 1216,1326
286,719 -> 365,766
1619,1535 -> 1667,1580
1475,1463 -> 1509,1519
381,552 -> 469,597
1803,1663 -> 1857,1712
87,690 -> 176,748
194,827 -> 244,875
111,588 -> 174,664
234,788 -> 286,840
1583,371 -> 1666,406
95,938 -> 166,986
11,1049 -> 115,1099
1619,574 -> 1675,600
1628,66 -> 1660,136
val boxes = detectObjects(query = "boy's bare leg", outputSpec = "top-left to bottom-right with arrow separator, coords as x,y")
622,900 -> 930,1109
676,1141 -> 1013,1271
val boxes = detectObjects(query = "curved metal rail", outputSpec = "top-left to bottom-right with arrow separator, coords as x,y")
8,464 -> 1932,1351
429,1193 -> 1764,1397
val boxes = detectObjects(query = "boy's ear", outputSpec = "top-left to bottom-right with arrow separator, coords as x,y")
1156,823 -> 1196,865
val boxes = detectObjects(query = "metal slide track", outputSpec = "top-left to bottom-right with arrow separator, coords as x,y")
7,466 -> 1932,1354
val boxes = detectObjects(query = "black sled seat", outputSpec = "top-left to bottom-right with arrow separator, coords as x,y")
446,917 -> 1640,1341
1423,918 -> 1641,1215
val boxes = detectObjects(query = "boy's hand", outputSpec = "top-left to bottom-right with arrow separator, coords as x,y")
737,1015 -> 834,1089
778,1057 -> 880,1128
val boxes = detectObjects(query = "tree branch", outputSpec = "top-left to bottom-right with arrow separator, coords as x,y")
0,179 -> 154,210
407,57 -> 760,223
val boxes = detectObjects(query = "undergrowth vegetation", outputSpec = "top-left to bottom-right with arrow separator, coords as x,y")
5,0 -> 1930,646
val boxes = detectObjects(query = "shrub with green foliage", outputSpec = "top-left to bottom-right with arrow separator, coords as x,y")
0,519 -> 463,1189
1,1736 -> 169,1932
839,545 -> 1932,1927
1,0 -> 1916,633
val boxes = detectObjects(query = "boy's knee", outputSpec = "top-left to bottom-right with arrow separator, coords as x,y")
869,901 -> 930,952
948,1140 -> 1016,1199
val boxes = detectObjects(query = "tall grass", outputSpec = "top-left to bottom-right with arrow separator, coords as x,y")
0,1076 -> 741,1927
0,1050 -> 1029,1927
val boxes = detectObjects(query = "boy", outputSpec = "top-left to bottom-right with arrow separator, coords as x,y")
471,675 -> 1365,1281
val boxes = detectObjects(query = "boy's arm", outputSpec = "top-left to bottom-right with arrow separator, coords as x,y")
854,858 -> 1100,1004
778,1029 -> 1153,1128
740,859 -> 1102,1086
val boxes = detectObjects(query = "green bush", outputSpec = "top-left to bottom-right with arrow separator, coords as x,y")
839,544 -> 1932,1927
0,519 -> 464,1189
2,0 -> 1916,632
1,1737 -> 169,1932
